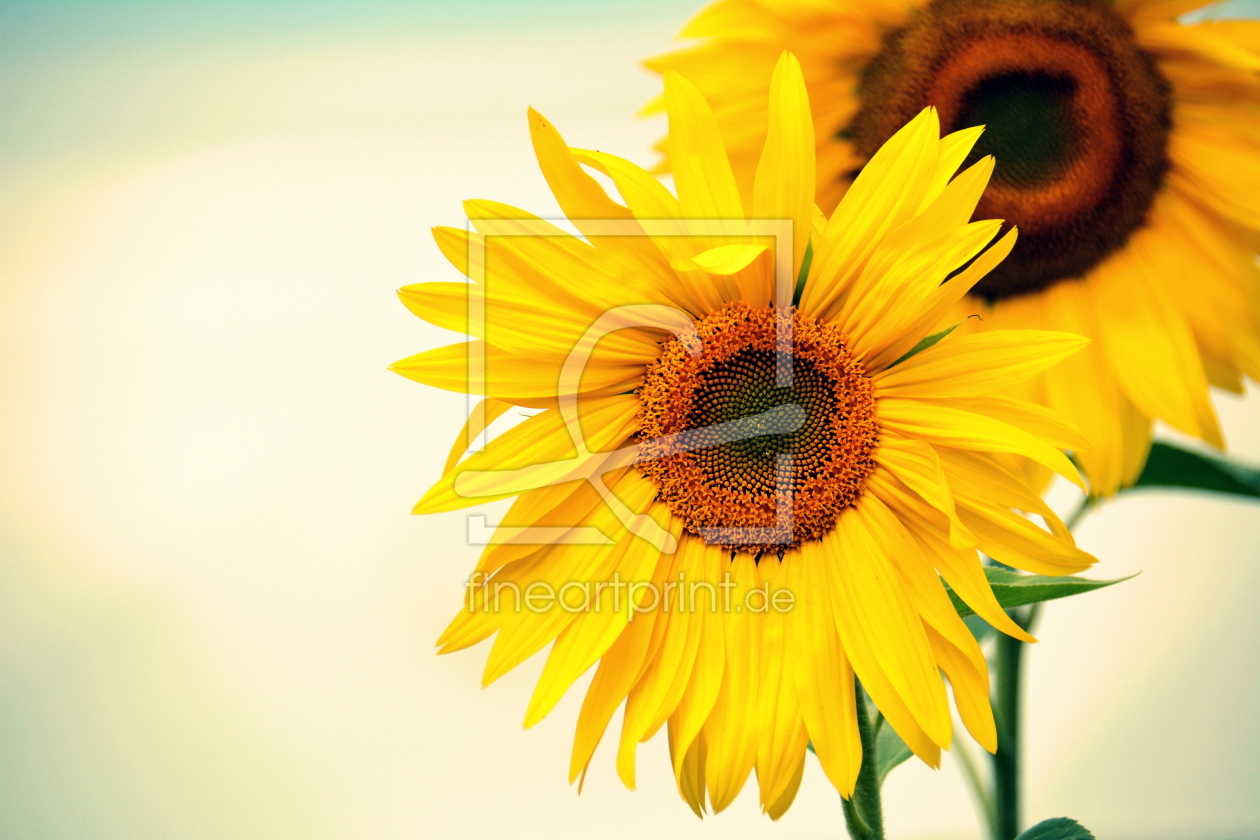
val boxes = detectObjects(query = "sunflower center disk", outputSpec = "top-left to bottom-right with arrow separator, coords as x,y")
636,303 -> 878,554
956,68 -> 1080,187
847,0 -> 1171,299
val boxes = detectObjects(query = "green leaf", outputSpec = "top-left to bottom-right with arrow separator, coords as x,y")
875,719 -> 913,784
1014,817 -> 1096,840
888,319 -> 965,368
1131,440 -> 1260,500
945,567 -> 1135,620
792,239 -> 814,305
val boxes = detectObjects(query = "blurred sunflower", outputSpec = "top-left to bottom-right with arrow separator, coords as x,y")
648,0 -> 1260,495
394,54 -> 1096,817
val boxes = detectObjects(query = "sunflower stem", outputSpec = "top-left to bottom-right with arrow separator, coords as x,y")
953,733 -> 997,840
991,611 -> 1025,840
987,493 -> 1087,839
842,682 -> 885,840
1064,494 -> 1094,531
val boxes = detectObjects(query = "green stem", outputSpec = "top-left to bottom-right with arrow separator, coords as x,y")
1064,494 -> 1094,531
842,682 -> 885,840
986,494 -> 1087,839
991,612 -> 1025,840
953,734 -> 996,840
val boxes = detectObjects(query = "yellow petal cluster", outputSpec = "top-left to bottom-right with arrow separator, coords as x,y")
397,53 -> 1095,817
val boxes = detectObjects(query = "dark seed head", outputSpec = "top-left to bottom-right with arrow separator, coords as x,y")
846,0 -> 1171,300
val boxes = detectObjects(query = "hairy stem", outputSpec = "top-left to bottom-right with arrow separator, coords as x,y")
842,683 -> 885,840
991,614 -> 1026,840
987,492 -> 1088,838
954,734 -> 996,840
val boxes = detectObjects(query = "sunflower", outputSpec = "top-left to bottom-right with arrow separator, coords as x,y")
647,0 -> 1260,496
394,54 -> 1097,818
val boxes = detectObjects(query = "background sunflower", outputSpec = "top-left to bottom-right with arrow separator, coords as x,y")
648,0 -> 1260,495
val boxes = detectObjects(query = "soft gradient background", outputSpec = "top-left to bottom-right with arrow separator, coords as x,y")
1,1 -> 1258,838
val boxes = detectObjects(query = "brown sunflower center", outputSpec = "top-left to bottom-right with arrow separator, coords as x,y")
846,0 -> 1171,300
636,303 -> 878,553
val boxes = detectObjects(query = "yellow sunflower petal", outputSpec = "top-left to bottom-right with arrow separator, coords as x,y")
663,70 -> 745,221
574,148 -> 729,315
1007,279 -> 1130,496
684,243 -> 770,275
753,51 -> 816,274
789,541 -> 862,796
864,227 -> 1018,373
1139,21 -> 1260,73
956,497 -> 1096,576
1090,237 -> 1224,448
413,396 -> 640,515
936,449 -> 1071,537
702,552 -> 762,813
919,126 -> 986,211
616,536 -> 709,788
754,556 -> 811,811
524,502 -> 676,728
764,747 -> 807,820
867,469 -> 1036,644
444,397 -> 514,474
804,107 -> 942,318
482,475 -> 660,687
874,330 -> 1089,400
569,583 -> 665,783
859,492 -> 988,672
390,341 -> 642,406
926,625 -> 997,753
473,475 -> 618,576
878,397 -> 1085,489
527,108 -> 641,232
828,502 -> 952,750
842,155 -> 996,331
937,396 -> 1091,454
875,434 -> 975,548
397,281 -> 663,361
1196,19 -> 1260,54
841,220 -> 1004,358
670,724 -> 708,817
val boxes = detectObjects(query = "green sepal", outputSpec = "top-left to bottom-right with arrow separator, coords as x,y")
945,567 -> 1135,620
887,320 -> 965,368
1130,440 -> 1260,500
874,719 -> 913,785
1014,817 -> 1096,840
792,239 -> 814,306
